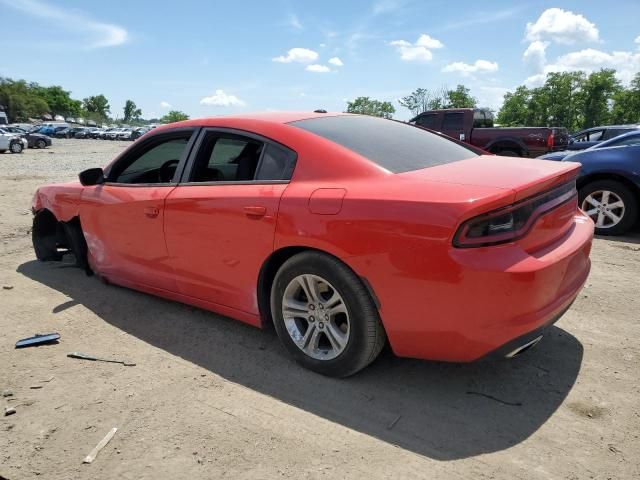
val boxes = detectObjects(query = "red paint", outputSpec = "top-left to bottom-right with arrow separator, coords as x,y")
32,112 -> 594,362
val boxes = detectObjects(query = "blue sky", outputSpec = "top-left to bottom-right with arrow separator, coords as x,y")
1,0 -> 639,120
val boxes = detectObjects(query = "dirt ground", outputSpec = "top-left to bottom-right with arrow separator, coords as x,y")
1,140 -> 639,479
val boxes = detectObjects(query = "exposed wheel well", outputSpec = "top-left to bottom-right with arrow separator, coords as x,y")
488,142 -> 524,156
257,246 -> 380,329
33,209 -> 67,248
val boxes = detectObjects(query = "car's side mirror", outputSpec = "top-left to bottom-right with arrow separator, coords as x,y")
569,138 -> 575,144
79,168 -> 105,186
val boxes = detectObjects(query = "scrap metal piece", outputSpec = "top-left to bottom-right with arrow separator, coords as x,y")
15,333 -> 60,348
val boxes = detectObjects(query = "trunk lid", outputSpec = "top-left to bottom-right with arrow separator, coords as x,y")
399,155 -> 580,201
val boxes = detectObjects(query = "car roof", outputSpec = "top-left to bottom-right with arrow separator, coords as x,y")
155,111 -> 348,132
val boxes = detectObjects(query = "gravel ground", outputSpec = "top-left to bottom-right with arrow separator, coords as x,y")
1,139 -> 639,479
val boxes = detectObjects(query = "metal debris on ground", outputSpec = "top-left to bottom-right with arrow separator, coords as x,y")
68,352 -> 136,366
15,333 -> 60,349
83,427 -> 118,464
4,406 -> 16,416
2,390 -> 13,397
466,390 -> 523,406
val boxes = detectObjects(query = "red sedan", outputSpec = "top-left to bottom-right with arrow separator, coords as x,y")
31,112 -> 593,376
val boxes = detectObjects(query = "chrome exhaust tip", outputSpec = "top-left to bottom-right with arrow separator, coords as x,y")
505,335 -> 543,358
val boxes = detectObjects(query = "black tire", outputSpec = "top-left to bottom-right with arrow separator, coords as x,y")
36,139 -> 46,149
32,211 -> 62,261
10,141 -> 23,153
270,251 -> 386,377
62,221 -> 92,275
0,150 -> 6,154
579,179 -> 638,236
496,149 -> 521,157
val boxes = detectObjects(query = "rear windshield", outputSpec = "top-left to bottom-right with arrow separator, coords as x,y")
290,115 -> 478,173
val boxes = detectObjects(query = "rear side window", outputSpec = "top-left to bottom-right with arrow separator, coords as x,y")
442,113 -> 464,130
416,114 -> 438,130
255,144 -> 296,180
291,115 -> 478,174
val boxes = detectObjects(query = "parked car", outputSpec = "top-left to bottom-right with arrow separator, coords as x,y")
116,129 -> 133,141
539,130 -> 640,161
55,127 -> 84,139
90,128 -> 105,139
37,125 -> 68,137
556,131 -> 640,236
98,128 -> 115,139
30,113 -> 593,376
567,125 -> 640,151
0,126 -> 52,148
0,111 -> 8,125
0,128 -> 28,153
75,127 -> 100,139
106,128 -> 124,140
131,127 -> 149,141
410,108 -> 569,157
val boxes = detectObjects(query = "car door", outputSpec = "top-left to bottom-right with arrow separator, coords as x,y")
80,128 -> 197,291
164,129 -> 296,316
442,112 -> 466,142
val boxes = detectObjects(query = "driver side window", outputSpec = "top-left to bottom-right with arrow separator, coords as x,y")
109,133 -> 192,184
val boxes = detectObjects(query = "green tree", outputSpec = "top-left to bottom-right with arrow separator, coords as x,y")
0,78 -> 51,121
399,87 -> 448,117
539,72 -> 585,130
578,69 -> 621,128
32,84 -> 82,117
83,95 -> 111,121
496,86 -> 531,126
345,97 -> 395,118
446,85 -> 477,108
610,72 -> 640,124
160,110 -> 190,123
123,99 -> 142,123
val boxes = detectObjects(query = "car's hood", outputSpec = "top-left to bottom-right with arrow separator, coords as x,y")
398,155 -> 580,201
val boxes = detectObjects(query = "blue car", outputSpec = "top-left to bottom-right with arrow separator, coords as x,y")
556,131 -> 640,235
539,130 -> 640,161
566,125 -> 640,151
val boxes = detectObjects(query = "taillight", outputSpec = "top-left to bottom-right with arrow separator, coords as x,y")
547,132 -> 555,149
453,181 -> 577,248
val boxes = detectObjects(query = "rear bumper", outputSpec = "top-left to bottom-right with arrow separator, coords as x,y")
350,211 -> 593,362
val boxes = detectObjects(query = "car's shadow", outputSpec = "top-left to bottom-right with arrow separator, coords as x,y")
18,260 -> 583,461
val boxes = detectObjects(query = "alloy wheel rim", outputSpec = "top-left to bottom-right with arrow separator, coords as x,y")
10,143 -> 21,153
282,274 -> 350,360
581,190 -> 625,228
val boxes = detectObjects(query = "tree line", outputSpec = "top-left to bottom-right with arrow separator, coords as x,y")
0,77 -> 189,125
346,68 -> 640,132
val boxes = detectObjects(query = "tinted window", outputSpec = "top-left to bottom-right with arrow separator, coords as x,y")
443,113 -> 464,131
588,130 -> 603,142
110,134 -> 192,184
291,115 -> 478,174
190,133 -> 263,182
255,144 -> 296,180
416,114 -> 438,130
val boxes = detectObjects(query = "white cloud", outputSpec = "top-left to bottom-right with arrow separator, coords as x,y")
636,35 -> 640,46
390,34 -> 443,62
525,8 -> 599,45
525,48 -> 640,86
160,101 -> 171,109
523,41 -> 549,72
328,57 -> 344,67
443,59 -> 498,76
306,64 -> 331,73
273,47 -> 318,63
287,14 -> 302,30
372,0 -> 404,15
200,90 -> 246,107
1,0 -> 127,48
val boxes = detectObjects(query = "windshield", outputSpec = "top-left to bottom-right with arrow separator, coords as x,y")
290,115 -> 479,173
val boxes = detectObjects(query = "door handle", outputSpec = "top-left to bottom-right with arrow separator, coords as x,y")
243,206 -> 267,218
144,206 -> 160,218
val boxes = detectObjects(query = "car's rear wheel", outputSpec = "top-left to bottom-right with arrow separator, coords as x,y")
579,179 -> 638,235
36,139 -> 46,149
271,251 -> 385,377
10,141 -> 23,153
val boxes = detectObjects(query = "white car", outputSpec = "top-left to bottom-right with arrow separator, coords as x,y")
116,129 -> 133,140
0,128 -> 28,153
